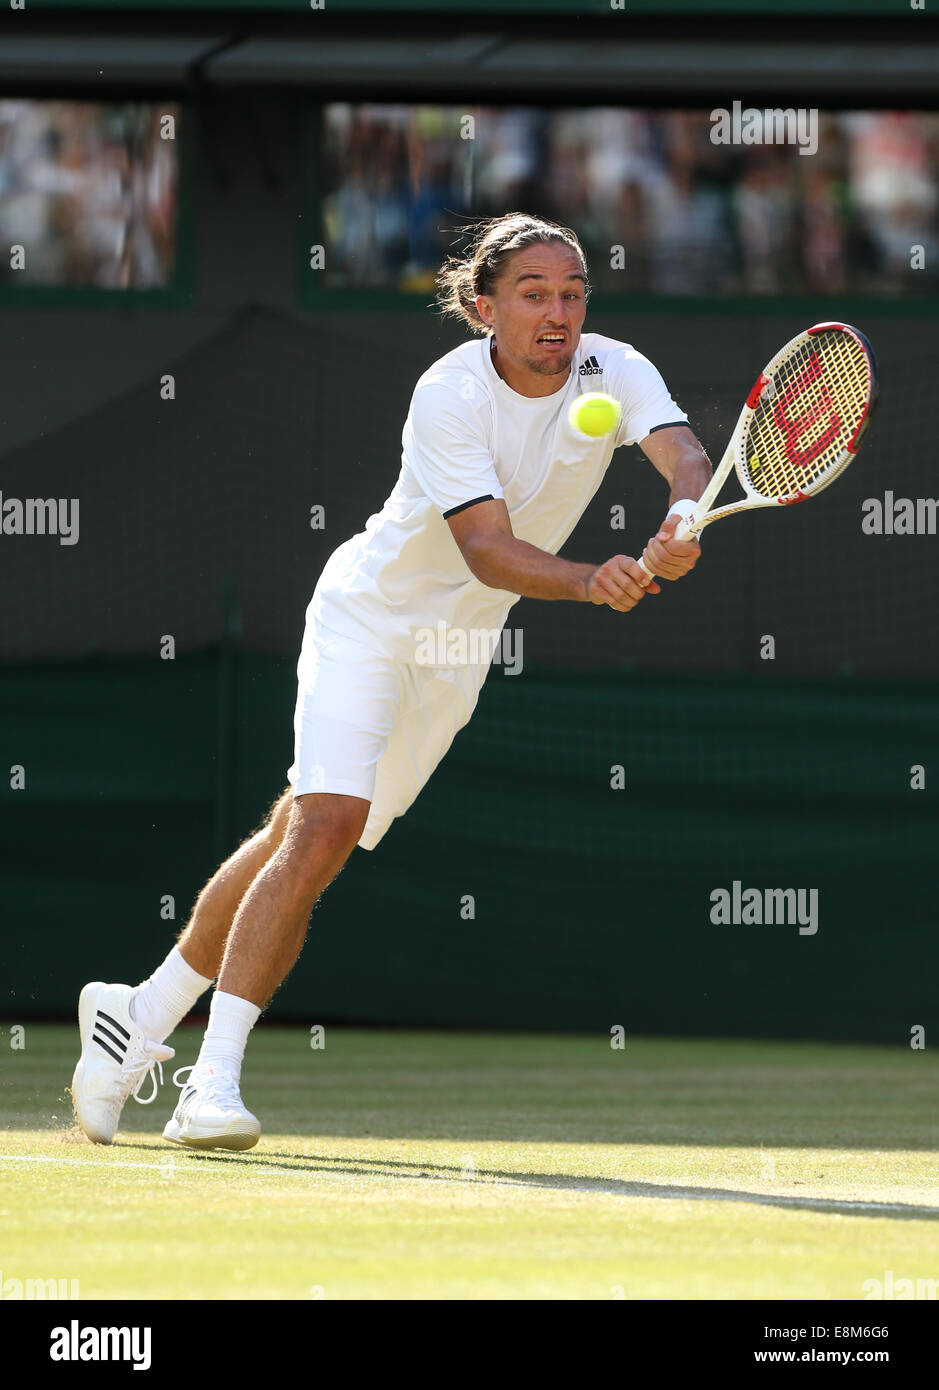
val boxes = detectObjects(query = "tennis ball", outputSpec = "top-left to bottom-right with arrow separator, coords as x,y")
568,392 -> 622,438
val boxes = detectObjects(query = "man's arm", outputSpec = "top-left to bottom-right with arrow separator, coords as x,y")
641,423 -> 712,508
447,498 -> 660,613
638,424 -> 712,580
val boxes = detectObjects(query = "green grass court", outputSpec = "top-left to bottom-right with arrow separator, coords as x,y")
1,1026 -> 937,1300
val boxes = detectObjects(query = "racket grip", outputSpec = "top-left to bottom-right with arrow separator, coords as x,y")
668,499 -> 700,542
640,506 -> 699,577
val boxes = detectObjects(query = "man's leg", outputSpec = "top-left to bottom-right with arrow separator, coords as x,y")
130,788 -> 295,1041
70,789 -> 294,1144
179,787 -> 296,978
215,792 -> 368,1005
164,791 -> 369,1151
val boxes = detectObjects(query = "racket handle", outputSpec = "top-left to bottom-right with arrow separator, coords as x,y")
639,506 -> 699,578
669,499 -> 699,542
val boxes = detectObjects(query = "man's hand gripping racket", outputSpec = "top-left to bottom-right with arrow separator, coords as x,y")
638,322 -> 879,580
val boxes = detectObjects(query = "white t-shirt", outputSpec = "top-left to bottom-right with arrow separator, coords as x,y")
311,331 -> 687,662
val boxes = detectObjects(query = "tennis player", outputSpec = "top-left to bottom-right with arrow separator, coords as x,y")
71,213 -> 711,1149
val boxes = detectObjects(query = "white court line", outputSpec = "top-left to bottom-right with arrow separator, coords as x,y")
0,1152 -> 318,1176
0,1152 -> 209,1173
0,1152 -> 473,1182
0,1152 -> 453,1181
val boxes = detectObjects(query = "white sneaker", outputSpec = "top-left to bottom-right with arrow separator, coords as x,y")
71,981 -> 175,1144
163,1064 -> 261,1151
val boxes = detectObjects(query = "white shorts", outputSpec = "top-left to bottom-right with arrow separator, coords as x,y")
287,614 -> 486,850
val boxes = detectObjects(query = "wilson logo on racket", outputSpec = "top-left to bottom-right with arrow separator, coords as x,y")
771,350 -> 842,468
638,321 -> 878,578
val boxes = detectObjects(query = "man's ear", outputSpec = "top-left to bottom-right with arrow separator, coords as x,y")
475,294 -> 494,329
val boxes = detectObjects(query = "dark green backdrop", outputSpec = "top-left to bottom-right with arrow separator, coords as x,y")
3,652 -> 934,1043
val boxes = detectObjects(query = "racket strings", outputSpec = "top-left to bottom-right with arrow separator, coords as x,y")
742,332 -> 871,501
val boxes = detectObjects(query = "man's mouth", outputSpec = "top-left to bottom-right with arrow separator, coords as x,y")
537,333 -> 567,346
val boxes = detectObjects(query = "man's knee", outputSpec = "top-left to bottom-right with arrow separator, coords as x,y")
285,793 -> 369,866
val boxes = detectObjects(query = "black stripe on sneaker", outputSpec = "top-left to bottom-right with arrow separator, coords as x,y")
95,1021 -> 128,1053
93,1033 -> 124,1064
96,1009 -> 130,1041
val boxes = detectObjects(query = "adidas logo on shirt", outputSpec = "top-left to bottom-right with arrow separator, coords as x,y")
579,355 -> 602,377
92,1009 -> 130,1064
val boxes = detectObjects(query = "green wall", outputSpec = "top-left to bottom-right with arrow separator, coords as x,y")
2,653 -> 934,1043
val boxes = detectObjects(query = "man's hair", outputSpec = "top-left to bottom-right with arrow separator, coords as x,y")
435,212 -> 590,334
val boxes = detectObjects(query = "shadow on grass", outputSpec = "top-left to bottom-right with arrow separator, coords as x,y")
108,1140 -> 939,1222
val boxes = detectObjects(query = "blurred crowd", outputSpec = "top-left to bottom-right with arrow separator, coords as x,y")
1,99 -> 932,298
0,101 -> 178,289
324,104 -> 939,296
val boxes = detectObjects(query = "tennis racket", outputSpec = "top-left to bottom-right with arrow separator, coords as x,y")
638,321 -> 878,577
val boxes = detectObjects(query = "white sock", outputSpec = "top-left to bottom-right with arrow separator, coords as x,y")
129,945 -> 213,1044
194,990 -> 261,1081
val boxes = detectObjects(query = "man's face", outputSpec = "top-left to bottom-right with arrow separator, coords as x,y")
476,242 -> 587,391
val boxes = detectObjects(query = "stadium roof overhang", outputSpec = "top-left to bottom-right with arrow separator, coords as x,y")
0,33 -> 935,99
